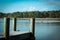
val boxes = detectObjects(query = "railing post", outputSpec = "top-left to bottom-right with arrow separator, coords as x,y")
13,18 -> 16,31
30,18 -> 35,36
4,17 -> 10,40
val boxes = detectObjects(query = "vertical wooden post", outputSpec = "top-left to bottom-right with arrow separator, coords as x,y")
13,18 -> 16,31
4,17 -> 10,40
30,18 -> 35,36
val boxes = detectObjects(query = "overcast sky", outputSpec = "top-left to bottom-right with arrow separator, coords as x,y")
0,0 -> 60,13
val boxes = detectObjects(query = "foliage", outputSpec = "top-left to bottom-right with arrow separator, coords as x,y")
0,10 -> 60,18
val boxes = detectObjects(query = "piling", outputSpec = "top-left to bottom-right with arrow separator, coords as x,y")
13,18 -> 17,31
4,17 -> 10,40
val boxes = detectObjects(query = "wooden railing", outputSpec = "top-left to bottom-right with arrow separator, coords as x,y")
3,17 -> 60,39
4,17 -> 35,39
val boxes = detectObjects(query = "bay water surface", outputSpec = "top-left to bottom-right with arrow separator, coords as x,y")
0,18 -> 60,40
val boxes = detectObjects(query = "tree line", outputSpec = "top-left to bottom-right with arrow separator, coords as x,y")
0,10 -> 60,18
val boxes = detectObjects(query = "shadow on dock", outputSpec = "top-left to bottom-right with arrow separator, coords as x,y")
0,32 -> 35,40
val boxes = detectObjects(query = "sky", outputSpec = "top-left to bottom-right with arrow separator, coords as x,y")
0,0 -> 60,13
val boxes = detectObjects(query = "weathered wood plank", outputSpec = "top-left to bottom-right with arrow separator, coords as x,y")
13,18 -> 17,31
4,17 -> 10,40
30,18 -> 35,36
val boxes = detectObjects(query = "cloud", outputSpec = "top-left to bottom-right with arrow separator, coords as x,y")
55,3 -> 60,6
39,8 -> 48,11
28,6 -> 36,11
40,0 -> 60,7
48,0 -> 60,4
49,2 -> 60,6
48,0 -> 54,2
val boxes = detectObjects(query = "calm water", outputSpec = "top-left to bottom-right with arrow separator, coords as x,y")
0,18 -> 60,40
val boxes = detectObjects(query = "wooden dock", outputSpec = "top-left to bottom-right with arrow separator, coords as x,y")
0,17 -> 35,40
0,32 -> 35,40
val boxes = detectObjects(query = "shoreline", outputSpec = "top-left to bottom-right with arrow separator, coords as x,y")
16,18 -> 60,20
0,18 -> 60,20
